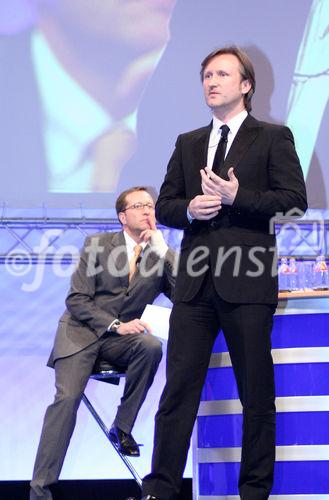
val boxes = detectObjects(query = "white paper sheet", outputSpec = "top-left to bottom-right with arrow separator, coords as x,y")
141,304 -> 172,341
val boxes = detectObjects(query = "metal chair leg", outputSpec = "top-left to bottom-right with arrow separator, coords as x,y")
82,393 -> 142,489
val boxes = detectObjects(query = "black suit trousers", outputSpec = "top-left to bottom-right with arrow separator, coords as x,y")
143,272 -> 276,500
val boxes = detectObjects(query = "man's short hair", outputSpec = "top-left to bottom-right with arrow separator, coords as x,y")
115,186 -> 152,216
200,46 -> 256,113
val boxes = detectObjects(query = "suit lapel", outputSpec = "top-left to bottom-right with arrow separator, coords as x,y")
190,116 -> 262,182
221,114 -> 262,179
191,122 -> 212,170
107,231 -> 129,287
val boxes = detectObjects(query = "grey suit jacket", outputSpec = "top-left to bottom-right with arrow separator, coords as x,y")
48,231 -> 176,367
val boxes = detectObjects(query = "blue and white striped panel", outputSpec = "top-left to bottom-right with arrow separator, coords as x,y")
194,306 -> 329,499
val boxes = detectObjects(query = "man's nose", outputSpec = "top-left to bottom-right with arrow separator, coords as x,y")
209,77 -> 219,86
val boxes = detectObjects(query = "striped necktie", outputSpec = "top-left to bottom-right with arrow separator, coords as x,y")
129,244 -> 143,282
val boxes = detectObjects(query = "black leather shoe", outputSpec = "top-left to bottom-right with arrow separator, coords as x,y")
109,425 -> 140,456
141,496 -> 159,500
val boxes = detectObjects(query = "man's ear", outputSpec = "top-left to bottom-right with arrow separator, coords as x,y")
241,79 -> 251,95
118,211 -> 126,225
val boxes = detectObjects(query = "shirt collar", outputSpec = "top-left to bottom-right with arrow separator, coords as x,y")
32,30 -> 113,147
123,231 -> 147,253
31,31 -> 138,191
212,109 -> 248,137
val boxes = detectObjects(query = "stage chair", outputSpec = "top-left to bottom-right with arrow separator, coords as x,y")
82,358 -> 142,489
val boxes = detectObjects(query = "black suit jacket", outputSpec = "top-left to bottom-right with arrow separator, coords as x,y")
48,231 -> 176,366
155,114 -> 307,305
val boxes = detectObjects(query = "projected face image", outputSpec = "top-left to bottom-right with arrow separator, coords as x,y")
29,0 -> 177,194
0,0 -> 327,206
39,0 -> 176,52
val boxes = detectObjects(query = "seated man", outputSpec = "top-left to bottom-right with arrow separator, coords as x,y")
30,186 -> 176,500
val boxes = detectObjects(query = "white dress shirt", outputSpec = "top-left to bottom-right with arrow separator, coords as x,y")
123,231 -> 147,262
32,32 -> 137,193
207,110 -> 248,169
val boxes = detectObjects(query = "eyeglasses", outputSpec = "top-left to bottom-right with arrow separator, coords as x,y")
122,202 -> 155,211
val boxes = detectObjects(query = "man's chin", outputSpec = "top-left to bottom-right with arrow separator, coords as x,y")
139,222 -> 151,231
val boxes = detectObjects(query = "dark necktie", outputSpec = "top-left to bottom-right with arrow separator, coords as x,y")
212,124 -> 230,175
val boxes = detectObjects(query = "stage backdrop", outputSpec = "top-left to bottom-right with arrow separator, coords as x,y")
0,0 -> 328,209
0,0 -> 328,483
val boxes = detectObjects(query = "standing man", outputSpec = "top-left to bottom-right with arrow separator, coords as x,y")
30,186 -> 176,500
141,47 -> 307,500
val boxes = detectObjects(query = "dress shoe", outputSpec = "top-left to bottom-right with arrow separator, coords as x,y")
109,425 -> 140,456
140,496 -> 159,500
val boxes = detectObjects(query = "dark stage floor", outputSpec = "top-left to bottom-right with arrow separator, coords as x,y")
0,479 -> 192,500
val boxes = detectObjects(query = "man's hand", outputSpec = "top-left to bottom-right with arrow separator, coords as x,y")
140,214 -> 157,242
188,193 -> 221,220
117,319 -> 152,335
140,216 -> 168,258
201,167 -> 239,206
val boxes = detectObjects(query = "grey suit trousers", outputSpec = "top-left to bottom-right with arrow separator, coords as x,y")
30,332 -> 162,499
